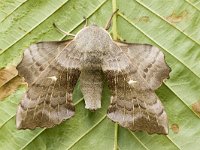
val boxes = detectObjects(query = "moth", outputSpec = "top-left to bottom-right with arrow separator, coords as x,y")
16,12 -> 170,135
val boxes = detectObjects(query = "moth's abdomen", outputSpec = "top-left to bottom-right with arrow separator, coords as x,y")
79,69 -> 103,110
79,49 -> 104,110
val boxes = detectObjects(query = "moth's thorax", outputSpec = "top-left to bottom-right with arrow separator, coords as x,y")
75,25 -> 112,70
74,25 -> 112,53
80,52 -> 102,70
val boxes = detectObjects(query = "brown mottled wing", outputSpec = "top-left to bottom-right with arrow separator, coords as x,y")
16,40 -> 81,129
102,43 -> 169,134
115,41 -> 170,90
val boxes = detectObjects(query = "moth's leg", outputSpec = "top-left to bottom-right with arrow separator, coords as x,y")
104,9 -> 119,30
80,69 -> 103,110
53,23 -> 75,37
83,16 -> 88,27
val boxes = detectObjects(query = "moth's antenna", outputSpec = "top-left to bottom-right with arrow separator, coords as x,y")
83,16 -> 88,27
105,9 -> 119,31
53,23 -> 75,37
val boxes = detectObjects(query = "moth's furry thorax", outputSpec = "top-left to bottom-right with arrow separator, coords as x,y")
75,25 -> 112,69
74,25 -> 112,53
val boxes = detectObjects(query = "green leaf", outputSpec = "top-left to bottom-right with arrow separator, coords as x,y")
0,0 -> 200,149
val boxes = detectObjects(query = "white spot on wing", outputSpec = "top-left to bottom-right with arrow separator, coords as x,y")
47,76 -> 57,81
128,80 -> 137,87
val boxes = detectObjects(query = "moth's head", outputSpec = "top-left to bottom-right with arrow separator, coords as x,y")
74,25 -> 112,53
